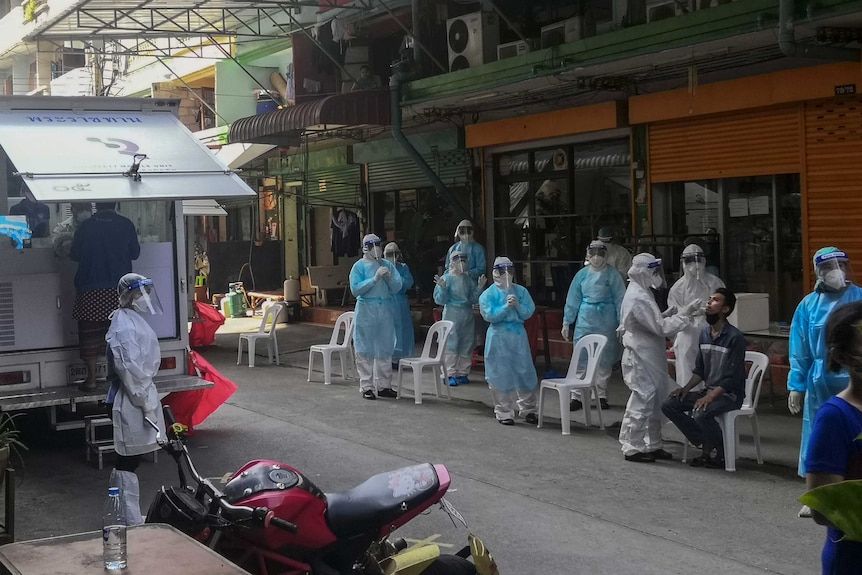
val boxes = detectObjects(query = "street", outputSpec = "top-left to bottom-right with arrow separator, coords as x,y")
9,322 -> 820,574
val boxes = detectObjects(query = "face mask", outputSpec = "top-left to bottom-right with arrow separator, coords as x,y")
705,312 -> 720,325
683,262 -> 699,276
823,269 -> 846,290
650,275 -> 663,290
385,254 -> 397,264
589,255 -> 606,268
494,272 -> 513,290
370,246 -> 382,260
452,261 -> 466,275
459,231 -> 473,243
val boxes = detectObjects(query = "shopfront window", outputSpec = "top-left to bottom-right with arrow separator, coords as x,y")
493,138 -> 631,306
651,174 -> 802,322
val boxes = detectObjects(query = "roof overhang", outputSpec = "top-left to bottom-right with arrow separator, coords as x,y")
214,142 -> 275,169
228,89 -> 390,146
0,96 -> 255,202
183,199 -> 228,216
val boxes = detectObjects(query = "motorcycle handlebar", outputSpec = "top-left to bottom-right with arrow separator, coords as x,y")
269,517 -> 299,534
218,501 -> 298,533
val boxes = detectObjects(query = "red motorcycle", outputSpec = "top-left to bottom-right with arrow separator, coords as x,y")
145,407 -> 487,575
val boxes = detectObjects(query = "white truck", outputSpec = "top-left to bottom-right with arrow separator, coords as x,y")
0,96 -> 255,429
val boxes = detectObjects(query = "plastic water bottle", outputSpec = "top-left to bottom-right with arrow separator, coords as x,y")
103,487 -> 127,570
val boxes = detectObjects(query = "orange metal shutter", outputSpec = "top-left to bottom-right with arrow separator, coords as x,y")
648,107 -> 802,183
803,96 -> 862,281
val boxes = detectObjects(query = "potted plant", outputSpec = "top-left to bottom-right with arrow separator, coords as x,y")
0,413 -> 27,476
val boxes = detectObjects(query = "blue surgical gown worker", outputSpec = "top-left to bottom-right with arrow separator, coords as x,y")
479,257 -> 538,426
350,234 -> 403,400
384,242 -> 414,365
434,251 -> 487,386
445,220 -> 486,281
788,247 -> 862,476
561,240 -> 625,410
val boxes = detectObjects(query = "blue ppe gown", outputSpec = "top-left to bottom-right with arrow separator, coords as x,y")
478,284 -> 537,394
445,241 -> 486,281
392,262 -> 415,361
563,266 -> 625,370
349,258 -> 402,360
788,283 -> 862,476
433,272 -> 481,361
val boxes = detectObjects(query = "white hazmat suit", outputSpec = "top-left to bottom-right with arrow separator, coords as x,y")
597,227 -> 633,280
618,254 -> 700,460
350,234 -> 403,398
445,220 -> 486,281
106,273 -> 167,524
667,244 -> 725,390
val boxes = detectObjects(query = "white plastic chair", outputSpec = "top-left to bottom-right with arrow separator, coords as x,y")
307,311 -> 355,385
537,334 -> 608,434
395,320 -> 454,404
682,350 -> 768,471
237,303 -> 283,367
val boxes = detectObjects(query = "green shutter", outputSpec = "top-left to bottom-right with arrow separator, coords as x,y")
302,165 -> 362,208
367,150 -> 470,192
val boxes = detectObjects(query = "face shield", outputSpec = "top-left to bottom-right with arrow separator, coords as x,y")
118,274 -> 163,315
455,219 -> 474,244
363,235 -> 383,260
492,260 -> 515,290
647,259 -> 666,290
815,250 -> 853,291
587,242 -> 608,269
450,253 -> 468,275
383,243 -> 401,264
680,249 -> 706,280
630,254 -> 666,291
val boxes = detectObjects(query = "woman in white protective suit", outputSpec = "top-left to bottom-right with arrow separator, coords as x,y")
667,244 -> 725,391
384,242 -> 415,367
433,250 -> 487,386
106,273 -> 167,525
478,257 -> 538,426
618,254 -> 703,462
445,220 -> 486,281
350,234 -> 403,400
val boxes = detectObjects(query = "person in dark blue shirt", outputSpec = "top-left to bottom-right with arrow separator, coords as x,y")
70,202 -> 140,391
804,300 -> 862,575
662,288 -> 747,467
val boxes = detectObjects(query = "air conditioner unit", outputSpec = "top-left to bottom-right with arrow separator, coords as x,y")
564,15 -> 597,42
540,21 -> 566,49
497,39 -> 531,61
647,1 -> 683,22
447,11 -> 499,72
60,48 -> 86,71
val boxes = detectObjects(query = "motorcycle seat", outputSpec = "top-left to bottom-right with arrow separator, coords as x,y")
325,463 -> 440,538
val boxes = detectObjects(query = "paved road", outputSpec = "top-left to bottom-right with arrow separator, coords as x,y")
9,324 -> 821,574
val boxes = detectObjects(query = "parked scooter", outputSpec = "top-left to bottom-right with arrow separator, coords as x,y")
145,407 -> 496,575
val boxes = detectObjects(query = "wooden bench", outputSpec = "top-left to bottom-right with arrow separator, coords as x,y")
307,258 -> 359,307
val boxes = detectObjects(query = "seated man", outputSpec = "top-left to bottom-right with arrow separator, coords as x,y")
661,287 -> 747,468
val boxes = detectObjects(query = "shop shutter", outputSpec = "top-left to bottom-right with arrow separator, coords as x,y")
367,149 -> 470,192
303,165 -> 362,208
648,107 -> 802,183
803,96 -> 862,280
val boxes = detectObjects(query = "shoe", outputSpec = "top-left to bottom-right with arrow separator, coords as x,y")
600,398 -> 610,410
704,457 -> 726,469
569,399 -> 583,412
650,449 -> 673,461
391,362 -> 400,370
456,376 -> 469,385
689,456 -> 706,467
498,418 -> 515,426
447,377 -> 459,387
377,388 -> 397,399
524,413 -> 538,425
362,390 -> 376,400
624,452 -> 656,463
798,505 -> 813,518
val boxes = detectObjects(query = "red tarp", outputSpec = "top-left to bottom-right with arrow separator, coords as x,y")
189,301 -> 225,348
162,350 -> 238,434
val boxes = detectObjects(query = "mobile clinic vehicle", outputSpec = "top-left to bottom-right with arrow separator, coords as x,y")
0,96 -> 255,427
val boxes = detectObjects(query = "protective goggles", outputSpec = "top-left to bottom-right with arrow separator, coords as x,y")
364,240 -> 382,248
814,251 -> 848,266
681,253 -> 706,264
587,247 -> 607,256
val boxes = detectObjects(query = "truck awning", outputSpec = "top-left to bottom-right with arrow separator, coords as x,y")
0,97 -> 256,203
182,200 -> 228,216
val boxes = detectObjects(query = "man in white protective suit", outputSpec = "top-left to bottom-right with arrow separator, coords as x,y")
350,234 -> 403,400
618,254 -> 703,463
667,244 -> 725,393
106,273 -> 167,525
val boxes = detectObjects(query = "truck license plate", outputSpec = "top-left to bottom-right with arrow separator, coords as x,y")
67,362 -> 107,385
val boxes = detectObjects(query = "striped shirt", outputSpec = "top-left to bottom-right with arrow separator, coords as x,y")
692,322 -> 747,405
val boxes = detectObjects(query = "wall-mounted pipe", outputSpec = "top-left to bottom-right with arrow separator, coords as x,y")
389,71 -> 470,222
778,0 -> 859,61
